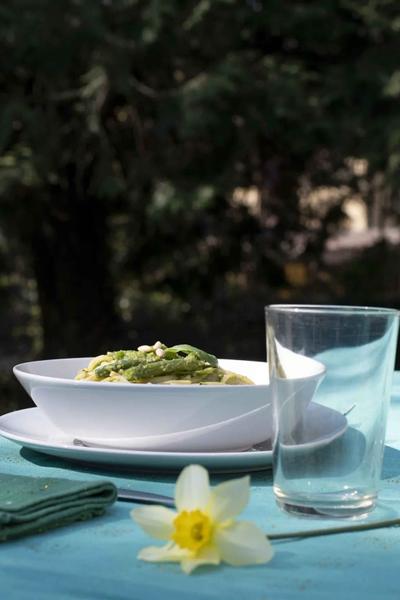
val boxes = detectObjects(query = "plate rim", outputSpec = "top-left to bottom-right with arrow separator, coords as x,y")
0,404 -> 347,468
0,407 -> 272,460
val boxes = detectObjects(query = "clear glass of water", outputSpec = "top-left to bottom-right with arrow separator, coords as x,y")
266,305 -> 399,518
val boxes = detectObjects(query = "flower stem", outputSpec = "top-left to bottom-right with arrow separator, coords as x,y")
267,517 -> 400,540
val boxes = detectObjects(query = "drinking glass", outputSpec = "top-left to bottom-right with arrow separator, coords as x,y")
266,305 -> 399,518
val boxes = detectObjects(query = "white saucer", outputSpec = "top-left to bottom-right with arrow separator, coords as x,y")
0,405 -> 347,472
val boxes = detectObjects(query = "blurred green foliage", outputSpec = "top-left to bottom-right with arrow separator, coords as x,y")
1,0 -> 400,411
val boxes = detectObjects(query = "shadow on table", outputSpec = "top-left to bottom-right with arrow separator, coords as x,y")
19,447 -> 179,484
19,446 -> 273,486
18,443 -> 400,489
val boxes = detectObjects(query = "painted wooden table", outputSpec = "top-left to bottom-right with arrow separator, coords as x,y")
1,374 -> 400,600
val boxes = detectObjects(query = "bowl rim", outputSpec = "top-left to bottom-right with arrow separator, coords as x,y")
12,357 -> 269,390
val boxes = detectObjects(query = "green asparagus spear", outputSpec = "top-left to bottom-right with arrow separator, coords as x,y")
124,355 -> 206,382
168,344 -> 218,367
94,352 -> 153,378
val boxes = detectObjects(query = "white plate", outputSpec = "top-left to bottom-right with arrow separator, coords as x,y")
0,405 -> 347,473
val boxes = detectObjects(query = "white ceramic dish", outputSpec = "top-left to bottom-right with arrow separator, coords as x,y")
74,404 -> 270,452
0,405 -> 347,473
13,358 -> 270,442
13,354 -> 326,450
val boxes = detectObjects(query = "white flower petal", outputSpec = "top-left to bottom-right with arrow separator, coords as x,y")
138,542 -> 188,563
131,506 -> 176,540
215,521 -> 274,566
210,476 -> 250,521
181,544 -> 221,574
175,464 -> 211,512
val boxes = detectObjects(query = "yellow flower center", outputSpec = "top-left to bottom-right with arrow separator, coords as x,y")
172,510 -> 212,552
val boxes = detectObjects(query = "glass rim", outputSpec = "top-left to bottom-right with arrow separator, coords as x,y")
265,304 -> 400,317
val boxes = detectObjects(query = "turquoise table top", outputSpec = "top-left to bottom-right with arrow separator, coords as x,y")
1,374 -> 400,600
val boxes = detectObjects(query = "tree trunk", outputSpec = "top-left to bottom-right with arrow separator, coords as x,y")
29,187 -> 121,358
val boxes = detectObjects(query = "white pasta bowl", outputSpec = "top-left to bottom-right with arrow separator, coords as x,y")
13,355 -> 325,451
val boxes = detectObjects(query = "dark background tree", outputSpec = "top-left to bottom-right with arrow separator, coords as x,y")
1,0 -> 400,412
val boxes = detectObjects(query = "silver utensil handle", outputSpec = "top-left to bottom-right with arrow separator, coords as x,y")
117,487 -> 175,507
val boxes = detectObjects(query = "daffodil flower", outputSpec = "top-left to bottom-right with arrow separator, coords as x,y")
131,464 -> 274,574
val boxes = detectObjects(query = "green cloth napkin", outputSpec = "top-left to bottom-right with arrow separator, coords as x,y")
0,473 -> 117,542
